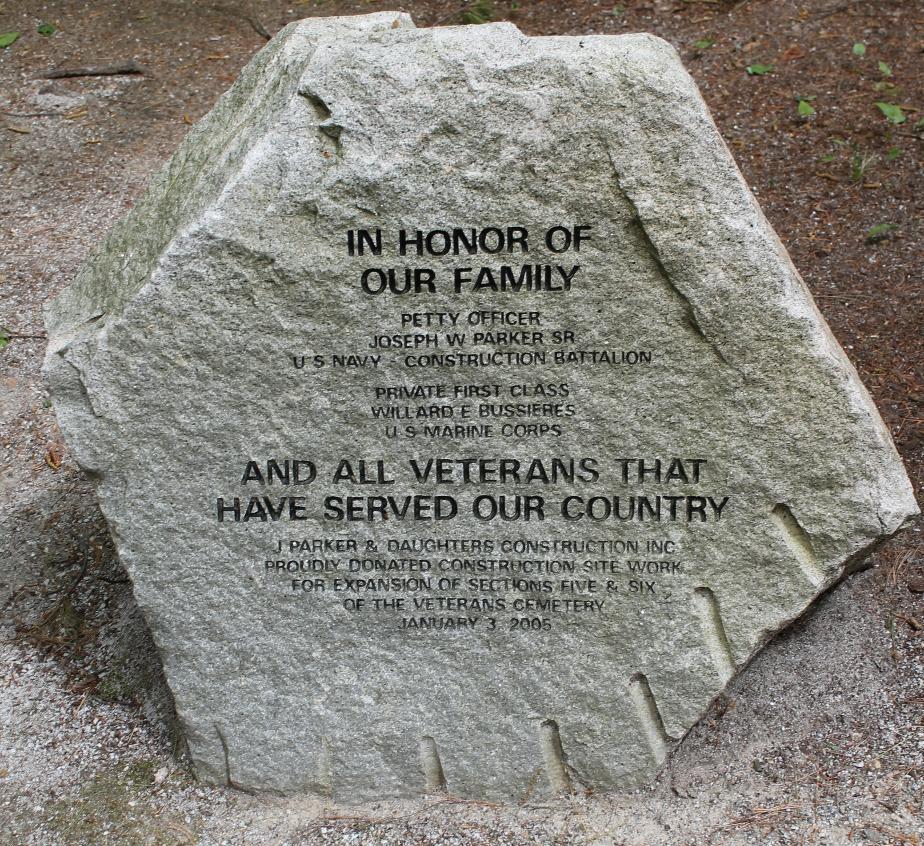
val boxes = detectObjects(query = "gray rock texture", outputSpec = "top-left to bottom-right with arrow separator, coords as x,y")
44,13 -> 918,801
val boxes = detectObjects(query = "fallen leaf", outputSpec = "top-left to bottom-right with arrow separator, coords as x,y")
746,63 -> 773,76
876,102 -> 905,124
779,44 -> 805,61
45,446 -> 62,471
0,31 -> 19,48
866,222 -> 896,242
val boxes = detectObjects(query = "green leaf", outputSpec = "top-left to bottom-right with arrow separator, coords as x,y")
746,63 -> 773,76
876,101 -> 906,124
693,38 -> 714,50
852,42 -> 866,56
915,117 -> 924,130
877,60 -> 892,77
37,22 -> 55,36
0,331 -> 8,351
886,146 -> 902,161
0,31 -> 20,48
866,223 -> 896,242
797,99 -> 816,116
820,153 -> 836,163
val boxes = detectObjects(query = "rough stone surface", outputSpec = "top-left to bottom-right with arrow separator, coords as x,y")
44,13 -> 918,801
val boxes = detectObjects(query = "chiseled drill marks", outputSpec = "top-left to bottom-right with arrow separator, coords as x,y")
214,723 -> 233,788
693,587 -> 736,684
771,503 -> 825,587
418,735 -> 447,792
316,735 -> 333,796
628,673 -> 674,765
538,719 -> 572,793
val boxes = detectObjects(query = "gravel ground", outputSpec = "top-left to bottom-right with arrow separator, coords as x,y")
1,1 -> 922,844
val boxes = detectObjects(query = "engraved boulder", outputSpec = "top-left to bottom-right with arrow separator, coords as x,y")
44,13 -> 918,800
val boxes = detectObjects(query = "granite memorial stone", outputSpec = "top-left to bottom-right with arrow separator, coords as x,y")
44,13 -> 918,800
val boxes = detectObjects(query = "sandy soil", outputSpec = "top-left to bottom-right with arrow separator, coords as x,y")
1,1 -> 922,844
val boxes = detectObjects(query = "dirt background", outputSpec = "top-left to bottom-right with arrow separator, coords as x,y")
1,0 -> 922,844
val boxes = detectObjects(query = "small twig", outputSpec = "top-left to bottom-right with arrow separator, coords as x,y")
813,0 -> 862,19
812,294 -> 875,300
32,550 -> 96,629
301,797 -> 501,835
717,802 -> 806,833
245,14 -> 271,40
94,575 -> 131,585
40,61 -> 145,80
200,3 -> 271,40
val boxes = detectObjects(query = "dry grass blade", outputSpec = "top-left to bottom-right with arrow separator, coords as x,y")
858,822 -> 921,845
719,802 -> 806,832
